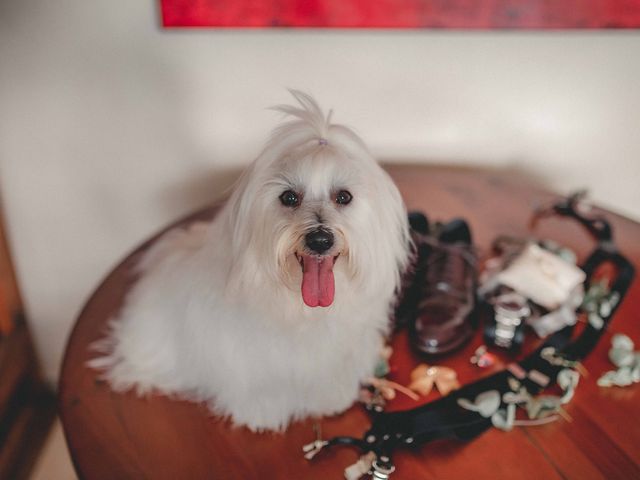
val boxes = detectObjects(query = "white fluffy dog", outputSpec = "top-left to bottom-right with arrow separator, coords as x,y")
90,91 -> 410,431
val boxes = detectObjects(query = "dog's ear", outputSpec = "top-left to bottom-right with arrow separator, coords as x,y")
348,167 -> 411,296
221,163 -> 260,294
224,160 -> 259,258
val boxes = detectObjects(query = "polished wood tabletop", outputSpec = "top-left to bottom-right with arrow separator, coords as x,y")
59,165 -> 640,479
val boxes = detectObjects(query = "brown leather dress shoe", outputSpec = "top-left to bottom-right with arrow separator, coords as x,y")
410,219 -> 478,356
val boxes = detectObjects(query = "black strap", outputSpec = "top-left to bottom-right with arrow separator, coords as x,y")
366,245 -> 634,452
310,194 -> 636,475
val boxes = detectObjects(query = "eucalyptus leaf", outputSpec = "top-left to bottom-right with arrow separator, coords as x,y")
609,347 -> 635,368
588,312 -> 604,330
557,369 -> 580,404
491,404 -> 516,431
457,390 -> 501,418
611,334 -> 634,351
597,368 -> 634,387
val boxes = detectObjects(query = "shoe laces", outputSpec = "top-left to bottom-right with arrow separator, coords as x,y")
422,237 -> 477,297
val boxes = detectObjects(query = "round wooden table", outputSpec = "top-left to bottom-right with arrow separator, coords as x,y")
60,166 -> 640,479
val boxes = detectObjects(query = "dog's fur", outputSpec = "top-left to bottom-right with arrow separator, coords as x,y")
90,91 -> 410,431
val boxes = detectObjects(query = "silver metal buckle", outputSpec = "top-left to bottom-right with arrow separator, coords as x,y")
493,292 -> 530,348
371,460 -> 396,479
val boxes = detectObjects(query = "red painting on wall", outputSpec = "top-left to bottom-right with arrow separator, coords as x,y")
161,0 -> 640,28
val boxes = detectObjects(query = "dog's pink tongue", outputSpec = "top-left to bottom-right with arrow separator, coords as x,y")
301,255 -> 335,308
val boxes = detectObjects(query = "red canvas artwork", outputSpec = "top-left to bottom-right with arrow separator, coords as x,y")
161,0 -> 640,28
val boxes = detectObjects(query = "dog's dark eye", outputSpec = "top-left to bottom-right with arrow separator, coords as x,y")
279,190 -> 300,207
335,190 -> 352,205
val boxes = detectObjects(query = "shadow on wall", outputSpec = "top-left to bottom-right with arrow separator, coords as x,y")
0,0 -> 250,384
155,166 -> 245,216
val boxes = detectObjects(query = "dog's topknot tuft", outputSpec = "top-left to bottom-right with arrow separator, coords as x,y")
270,89 -> 334,143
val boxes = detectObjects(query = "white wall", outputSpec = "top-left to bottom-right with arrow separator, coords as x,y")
1,0 -> 639,383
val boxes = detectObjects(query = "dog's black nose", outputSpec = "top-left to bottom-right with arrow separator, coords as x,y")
305,229 -> 334,254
